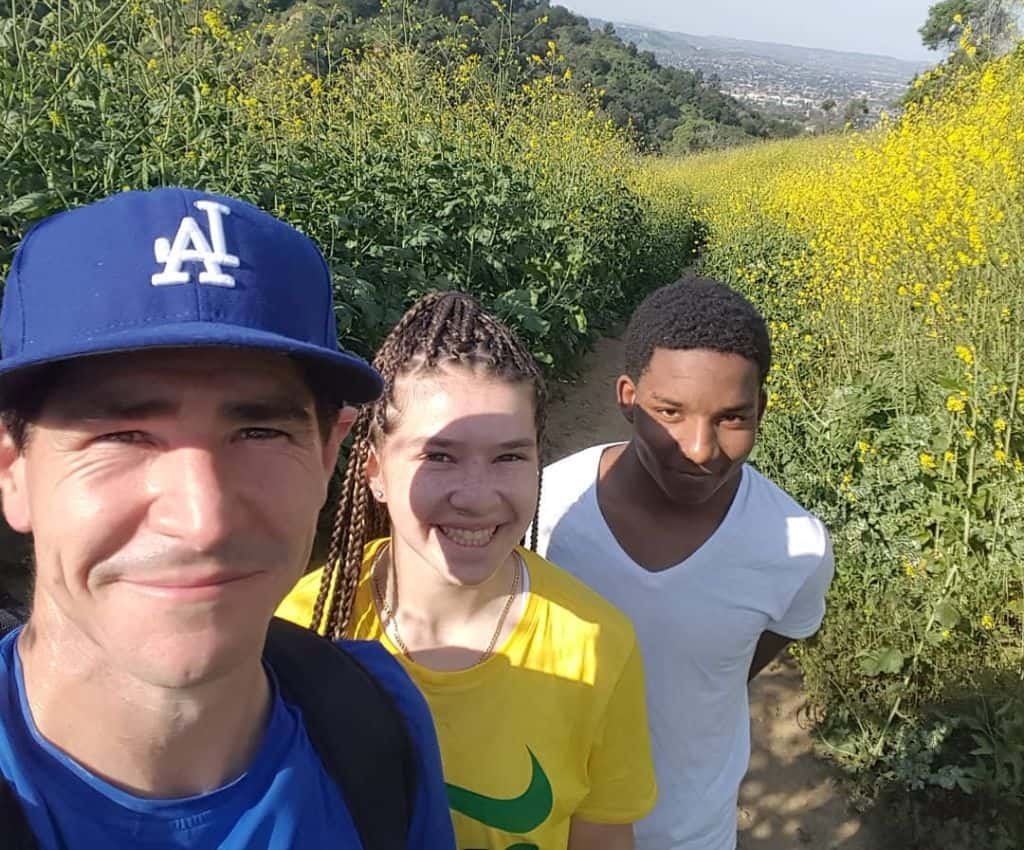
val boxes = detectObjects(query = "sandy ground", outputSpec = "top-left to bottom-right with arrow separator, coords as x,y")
544,337 -> 882,850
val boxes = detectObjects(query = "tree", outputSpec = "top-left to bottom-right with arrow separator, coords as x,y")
920,0 -> 976,50
907,0 -> 1021,106
842,97 -> 870,128
919,0 -> 1020,52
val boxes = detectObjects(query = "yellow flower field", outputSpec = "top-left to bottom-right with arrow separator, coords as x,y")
639,43 -> 1024,827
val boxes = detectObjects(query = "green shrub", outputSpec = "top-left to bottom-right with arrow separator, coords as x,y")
0,0 -> 698,370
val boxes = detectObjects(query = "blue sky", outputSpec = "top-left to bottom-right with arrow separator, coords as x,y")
560,0 -> 940,61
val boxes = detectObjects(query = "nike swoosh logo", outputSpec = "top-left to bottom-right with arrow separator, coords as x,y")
446,747 -> 554,834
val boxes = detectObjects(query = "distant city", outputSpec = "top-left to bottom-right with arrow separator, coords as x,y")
591,19 -> 934,128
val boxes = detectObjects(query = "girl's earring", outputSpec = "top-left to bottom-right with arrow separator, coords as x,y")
373,489 -> 384,500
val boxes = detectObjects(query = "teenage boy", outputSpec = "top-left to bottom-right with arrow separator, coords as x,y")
0,188 -> 455,849
534,277 -> 834,850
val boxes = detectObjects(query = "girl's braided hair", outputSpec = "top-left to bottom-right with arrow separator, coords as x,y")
311,291 -> 547,639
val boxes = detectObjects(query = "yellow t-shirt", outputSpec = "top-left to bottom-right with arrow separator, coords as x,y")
278,539 -> 657,850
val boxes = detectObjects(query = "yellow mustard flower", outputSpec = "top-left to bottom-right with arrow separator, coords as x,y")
955,345 -> 974,365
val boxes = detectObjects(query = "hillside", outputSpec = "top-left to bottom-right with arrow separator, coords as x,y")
594,19 -> 930,125
230,0 -> 800,151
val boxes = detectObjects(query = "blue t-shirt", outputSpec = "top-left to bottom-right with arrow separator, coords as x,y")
0,629 -> 455,849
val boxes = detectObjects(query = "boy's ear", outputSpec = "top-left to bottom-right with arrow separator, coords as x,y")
616,375 -> 638,424
757,387 -> 768,423
0,428 -> 31,533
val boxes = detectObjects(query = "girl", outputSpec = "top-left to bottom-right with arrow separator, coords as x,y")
278,292 -> 656,850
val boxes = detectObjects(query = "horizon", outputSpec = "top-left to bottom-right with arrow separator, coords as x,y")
589,16 -> 934,66
561,0 -> 940,63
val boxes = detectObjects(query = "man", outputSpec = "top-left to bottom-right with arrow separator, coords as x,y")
0,188 -> 455,849
533,277 -> 834,850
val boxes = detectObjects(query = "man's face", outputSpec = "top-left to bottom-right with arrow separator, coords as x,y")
618,347 -> 764,507
0,349 -> 348,687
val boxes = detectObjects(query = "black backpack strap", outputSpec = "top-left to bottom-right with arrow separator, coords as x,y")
0,779 -> 38,850
0,607 -> 25,641
264,617 -> 415,850
0,603 -> 35,848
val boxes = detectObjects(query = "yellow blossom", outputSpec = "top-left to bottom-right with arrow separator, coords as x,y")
919,452 -> 937,470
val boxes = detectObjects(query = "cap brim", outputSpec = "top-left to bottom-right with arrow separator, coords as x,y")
0,322 -> 382,405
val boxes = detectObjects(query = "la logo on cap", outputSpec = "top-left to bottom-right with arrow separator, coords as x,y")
152,199 -> 240,288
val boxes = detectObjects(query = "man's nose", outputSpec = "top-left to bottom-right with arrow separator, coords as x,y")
678,420 -> 718,468
146,447 -> 234,549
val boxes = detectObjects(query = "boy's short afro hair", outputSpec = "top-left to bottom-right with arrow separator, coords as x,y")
624,276 -> 772,382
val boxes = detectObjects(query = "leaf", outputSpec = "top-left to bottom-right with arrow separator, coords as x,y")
497,289 -> 532,308
467,224 -> 495,245
403,224 -> 444,248
518,310 -> 550,335
1,191 -> 57,218
876,647 -> 905,674
859,647 -> 904,676
933,600 -> 960,629
859,655 -> 882,677
0,19 -> 15,49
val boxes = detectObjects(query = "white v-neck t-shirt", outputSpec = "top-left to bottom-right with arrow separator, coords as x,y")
533,444 -> 834,850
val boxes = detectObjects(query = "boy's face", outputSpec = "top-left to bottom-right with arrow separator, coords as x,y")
617,347 -> 764,507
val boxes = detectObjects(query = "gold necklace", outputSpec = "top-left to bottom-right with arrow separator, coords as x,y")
372,545 -> 523,664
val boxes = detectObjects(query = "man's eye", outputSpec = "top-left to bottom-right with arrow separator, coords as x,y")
424,452 -> 454,463
239,427 -> 287,440
656,409 -> 681,419
95,431 -> 149,444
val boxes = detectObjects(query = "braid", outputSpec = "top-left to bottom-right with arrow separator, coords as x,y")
315,291 -> 548,639
530,467 -> 544,552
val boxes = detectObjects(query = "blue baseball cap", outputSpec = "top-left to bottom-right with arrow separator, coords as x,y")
0,187 -> 383,404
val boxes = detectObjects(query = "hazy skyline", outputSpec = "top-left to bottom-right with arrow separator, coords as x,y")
560,0 -> 940,62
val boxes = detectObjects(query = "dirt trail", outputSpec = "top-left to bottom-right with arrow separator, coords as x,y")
544,337 -> 881,850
